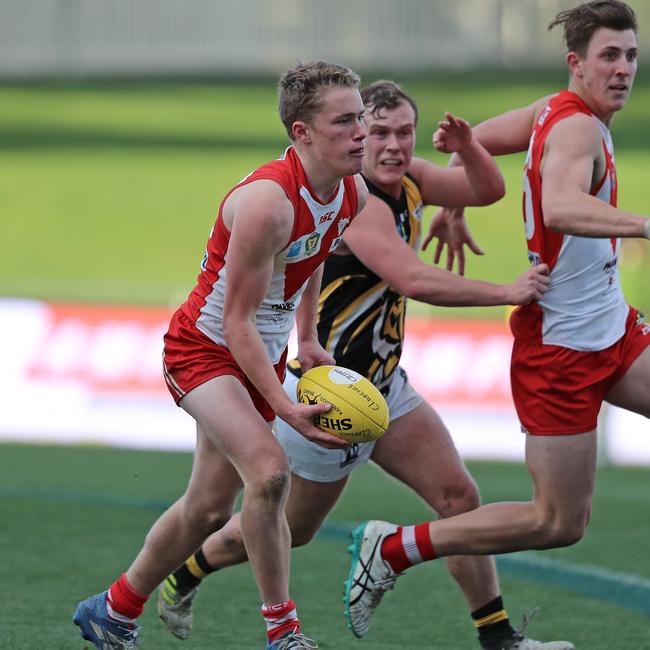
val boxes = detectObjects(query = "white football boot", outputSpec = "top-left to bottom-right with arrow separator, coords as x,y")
483,609 -> 575,650
344,520 -> 401,638
157,577 -> 198,640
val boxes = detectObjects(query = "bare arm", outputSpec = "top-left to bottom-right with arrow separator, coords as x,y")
471,97 -> 551,155
409,113 -> 505,208
342,195 -> 549,307
293,175 -> 367,373
295,263 -> 335,372
541,114 -> 649,238
222,181 -> 346,447
421,96 -> 556,271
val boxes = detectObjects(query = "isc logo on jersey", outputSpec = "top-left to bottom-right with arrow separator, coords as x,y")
297,365 -> 389,443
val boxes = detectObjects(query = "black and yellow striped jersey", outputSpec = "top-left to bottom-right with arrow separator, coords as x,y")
312,172 -> 424,395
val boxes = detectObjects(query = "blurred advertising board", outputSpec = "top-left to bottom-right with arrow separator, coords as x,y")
1,297 -> 648,465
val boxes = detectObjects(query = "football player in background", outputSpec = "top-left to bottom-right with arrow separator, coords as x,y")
346,0 -> 649,642
158,81 -> 571,650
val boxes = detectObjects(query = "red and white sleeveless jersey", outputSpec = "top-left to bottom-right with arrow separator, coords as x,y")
180,146 -> 359,364
511,90 -> 628,352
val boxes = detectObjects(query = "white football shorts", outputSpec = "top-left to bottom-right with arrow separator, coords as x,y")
276,366 -> 423,483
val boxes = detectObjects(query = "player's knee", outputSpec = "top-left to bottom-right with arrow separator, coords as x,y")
250,466 -> 291,505
535,510 -> 587,548
221,528 -> 244,550
181,503 -> 230,537
549,518 -> 587,547
436,474 -> 481,518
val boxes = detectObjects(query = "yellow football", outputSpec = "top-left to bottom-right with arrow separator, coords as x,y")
296,365 -> 389,443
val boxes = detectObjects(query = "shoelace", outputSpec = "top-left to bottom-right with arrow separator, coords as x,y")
273,631 -> 318,649
367,575 -> 397,607
115,626 -> 139,649
512,607 -> 539,641
169,587 -> 198,611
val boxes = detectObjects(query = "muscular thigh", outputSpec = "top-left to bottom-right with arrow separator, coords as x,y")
183,425 -> 244,514
606,345 -> 650,418
525,430 -> 597,519
370,401 -> 477,516
181,374 -> 288,486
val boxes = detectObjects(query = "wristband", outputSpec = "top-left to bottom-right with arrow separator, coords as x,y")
645,220 -> 650,240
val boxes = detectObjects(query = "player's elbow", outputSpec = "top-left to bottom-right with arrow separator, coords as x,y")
222,313 -> 244,347
542,197 -> 569,232
475,176 -> 506,206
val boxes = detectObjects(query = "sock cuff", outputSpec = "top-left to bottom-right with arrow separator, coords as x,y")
473,609 -> 509,629
118,573 -> 148,601
107,573 -> 149,620
186,549 -> 213,579
261,598 -> 296,618
472,595 -> 505,621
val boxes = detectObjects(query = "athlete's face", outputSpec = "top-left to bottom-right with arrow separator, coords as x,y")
362,102 -> 416,197
570,27 -> 637,120
303,86 -> 366,177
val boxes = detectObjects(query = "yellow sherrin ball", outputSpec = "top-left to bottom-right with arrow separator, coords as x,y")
296,365 -> 389,443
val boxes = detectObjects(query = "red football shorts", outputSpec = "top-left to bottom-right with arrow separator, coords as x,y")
162,309 -> 287,422
511,307 -> 649,435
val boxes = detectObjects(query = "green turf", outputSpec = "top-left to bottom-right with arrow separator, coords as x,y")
0,75 -> 648,315
1,442 -> 648,648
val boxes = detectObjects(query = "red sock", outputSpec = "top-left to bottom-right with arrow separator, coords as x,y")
106,573 -> 149,621
261,599 -> 300,642
380,523 -> 437,573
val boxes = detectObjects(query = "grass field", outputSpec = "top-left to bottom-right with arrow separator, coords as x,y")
1,442 -> 649,649
0,73 -> 648,316
1,75 -> 649,648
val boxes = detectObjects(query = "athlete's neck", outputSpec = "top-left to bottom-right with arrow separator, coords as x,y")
294,148 -> 344,203
567,82 -> 616,127
365,175 -> 402,200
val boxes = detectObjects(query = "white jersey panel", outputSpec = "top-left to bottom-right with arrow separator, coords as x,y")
539,114 -> 627,351
196,180 -> 348,364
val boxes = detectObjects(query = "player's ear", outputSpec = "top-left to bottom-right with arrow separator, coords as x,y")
567,51 -> 582,77
292,120 -> 311,144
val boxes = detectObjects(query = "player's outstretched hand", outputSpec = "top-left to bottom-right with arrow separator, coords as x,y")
433,112 -> 473,154
280,402 -> 350,449
508,264 -> 550,304
422,206 -> 483,276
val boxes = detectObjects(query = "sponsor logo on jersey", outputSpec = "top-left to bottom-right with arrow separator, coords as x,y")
319,210 -> 335,224
286,240 -> 302,259
305,232 -> 320,253
329,236 -> 342,252
602,256 -> 619,271
271,301 -> 295,312
528,251 -> 541,266
337,217 -> 350,236
285,232 -> 322,262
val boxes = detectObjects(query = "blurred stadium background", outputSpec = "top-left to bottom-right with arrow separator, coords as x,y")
1,1 -> 649,648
